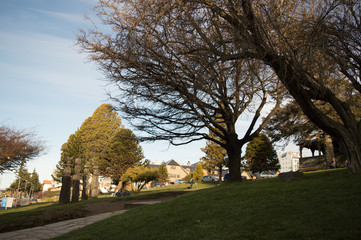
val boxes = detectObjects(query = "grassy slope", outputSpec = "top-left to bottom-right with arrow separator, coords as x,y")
55,169 -> 361,240
0,183 -> 207,232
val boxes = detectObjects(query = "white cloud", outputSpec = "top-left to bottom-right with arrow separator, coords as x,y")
32,9 -> 85,23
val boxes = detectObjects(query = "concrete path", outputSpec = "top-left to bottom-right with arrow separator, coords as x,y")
0,200 -> 162,240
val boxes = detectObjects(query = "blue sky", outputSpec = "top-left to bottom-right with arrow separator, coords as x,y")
0,0 -> 302,190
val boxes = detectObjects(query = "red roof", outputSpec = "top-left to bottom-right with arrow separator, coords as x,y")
43,180 -> 52,185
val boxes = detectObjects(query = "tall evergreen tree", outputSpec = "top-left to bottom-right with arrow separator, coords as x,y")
53,130 -> 84,182
53,104 -> 123,183
193,163 -> 204,182
245,133 -> 280,173
100,128 -> 144,184
201,132 -> 228,181
29,169 -> 42,192
157,162 -> 169,183
79,103 -> 123,168
8,165 -> 31,192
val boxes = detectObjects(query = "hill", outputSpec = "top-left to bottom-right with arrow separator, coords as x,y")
55,169 -> 361,240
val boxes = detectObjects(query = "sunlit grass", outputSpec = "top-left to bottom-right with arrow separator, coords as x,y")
0,182 -> 216,232
54,169 -> 361,240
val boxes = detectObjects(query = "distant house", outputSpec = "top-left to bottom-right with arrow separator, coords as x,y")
150,160 -> 210,183
42,180 -> 53,192
151,160 -> 189,183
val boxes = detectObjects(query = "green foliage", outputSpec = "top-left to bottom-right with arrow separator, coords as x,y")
8,165 -> 30,192
157,162 -> 169,183
245,133 -> 280,173
53,104 -> 125,182
53,130 -> 84,182
121,165 -> 159,192
193,163 -> 204,181
79,103 -> 123,165
7,167 -> 42,193
183,174 -> 193,183
100,128 -> 144,184
201,138 -> 227,173
29,169 -> 42,192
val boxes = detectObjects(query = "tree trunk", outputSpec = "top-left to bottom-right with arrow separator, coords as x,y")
218,164 -> 223,183
324,135 -> 334,169
264,54 -> 361,174
338,131 -> 361,173
226,134 -> 242,181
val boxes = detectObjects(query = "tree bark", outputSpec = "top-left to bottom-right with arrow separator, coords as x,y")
338,131 -> 361,173
324,135 -> 334,169
226,134 -> 242,181
264,54 -> 361,173
209,0 -> 361,174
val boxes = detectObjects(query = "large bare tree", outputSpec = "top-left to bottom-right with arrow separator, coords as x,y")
77,0 -> 283,181
166,0 -> 361,173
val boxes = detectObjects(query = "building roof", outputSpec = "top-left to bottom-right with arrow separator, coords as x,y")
167,159 -> 181,166
43,180 -> 52,185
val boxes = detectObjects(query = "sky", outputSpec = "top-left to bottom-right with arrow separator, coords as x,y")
0,0 -> 303,190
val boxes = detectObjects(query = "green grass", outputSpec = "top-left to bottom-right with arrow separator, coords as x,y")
53,169 -> 361,240
0,182 -> 213,232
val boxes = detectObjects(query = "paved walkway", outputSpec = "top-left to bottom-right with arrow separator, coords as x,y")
0,200 -> 162,240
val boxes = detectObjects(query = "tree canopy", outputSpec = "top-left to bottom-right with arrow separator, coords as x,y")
201,130 -> 227,180
79,0 -> 361,173
53,104 -> 143,184
157,162 -> 169,183
100,128 -> 144,184
0,125 -> 45,173
53,130 -> 84,182
8,167 -> 42,193
193,163 -> 204,182
77,0 -> 284,181
121,165 -> 159,192
79,103 -> 123,166
169,0 -> 361,173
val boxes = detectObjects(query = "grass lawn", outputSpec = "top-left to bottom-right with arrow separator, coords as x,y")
0,182 -> 211,232
53,169 -> 361,240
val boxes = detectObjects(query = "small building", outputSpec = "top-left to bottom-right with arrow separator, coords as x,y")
42,180 -> 53,192
278,152 -> 300,173
150,160 -> 189,183
150,160 -> 208,183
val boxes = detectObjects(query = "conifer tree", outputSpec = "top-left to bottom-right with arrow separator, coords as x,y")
29,169 -> 42,192
245,133 -> 280,173
53,104 -> 123,182
193,163 -> 204,183
157,162 -> 169,183
100,128 -> 143,184
201,132 -> 227,181
79,103 -> 123,168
